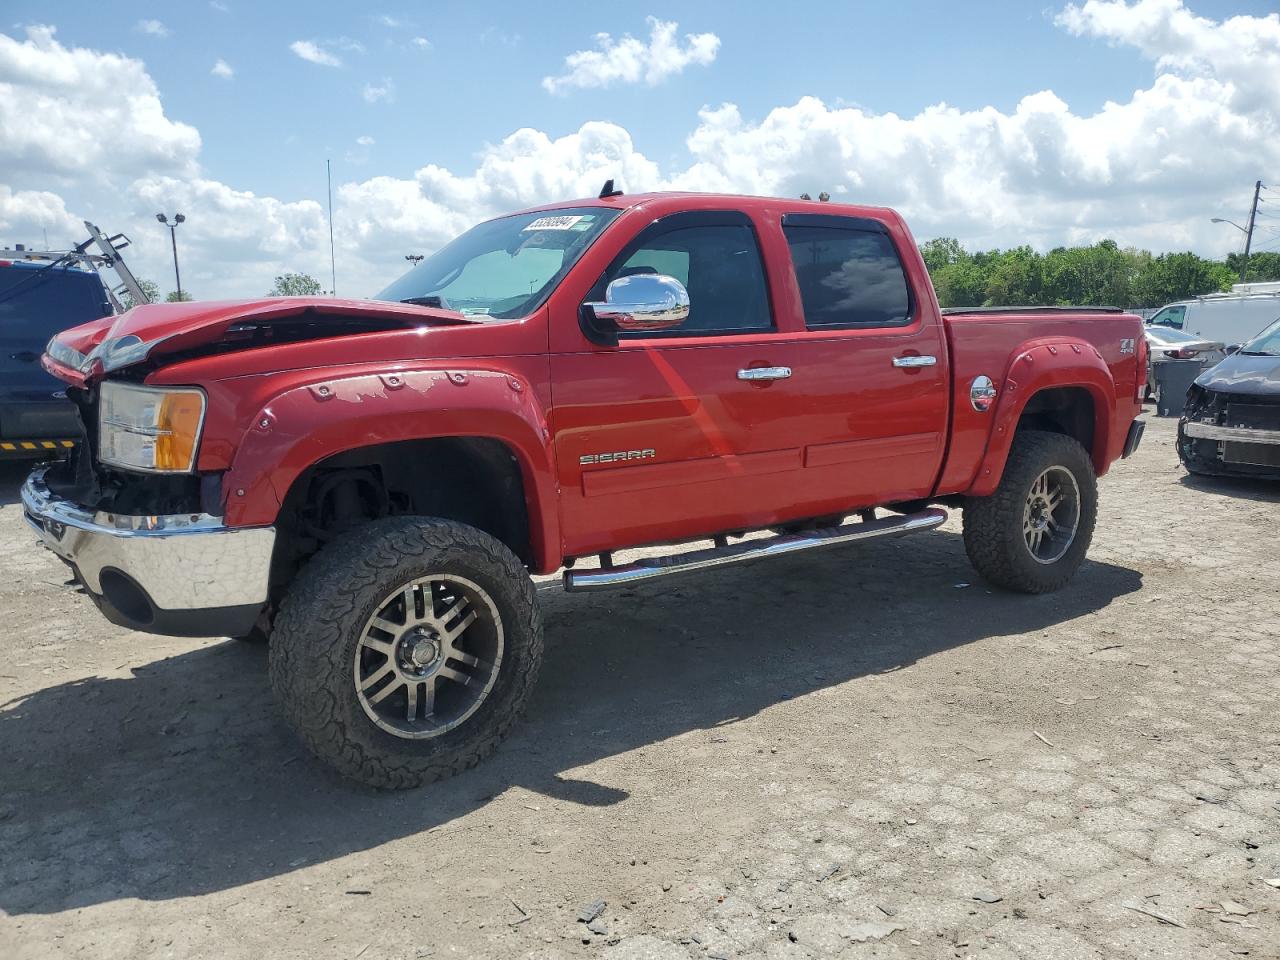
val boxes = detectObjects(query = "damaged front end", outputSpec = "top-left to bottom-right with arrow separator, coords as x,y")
1179,384 -> 1280,479
22,384 -> 272,637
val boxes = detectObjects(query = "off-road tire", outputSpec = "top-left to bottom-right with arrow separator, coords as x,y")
268,516 -> 542,789
962,430 -> 1097,594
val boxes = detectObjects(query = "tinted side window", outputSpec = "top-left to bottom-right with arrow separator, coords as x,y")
783,225 -> 912,329
593,220 -> 773,336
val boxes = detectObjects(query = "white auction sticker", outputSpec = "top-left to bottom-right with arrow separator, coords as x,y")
523,215 -> 585,231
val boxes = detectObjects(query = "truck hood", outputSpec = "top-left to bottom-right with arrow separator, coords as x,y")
45,296 -> 479,383
1196,351 -> 1280,397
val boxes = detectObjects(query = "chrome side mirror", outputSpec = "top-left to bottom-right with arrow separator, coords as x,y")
581,274 -> 690,346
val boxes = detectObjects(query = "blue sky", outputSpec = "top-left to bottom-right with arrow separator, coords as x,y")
41,1 -> 1275,206
2,1 -> 1279,296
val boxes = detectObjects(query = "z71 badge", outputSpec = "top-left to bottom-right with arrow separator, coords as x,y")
1119,337 -> 1135,354
580,448 -> 656,466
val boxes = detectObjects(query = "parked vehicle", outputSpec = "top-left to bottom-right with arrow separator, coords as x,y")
0,259 -> 111,456
22,190 -> 1146,788
1142,326 -> 1225,400
1147,288 -> 1280,349
1180,316 -> 1280,479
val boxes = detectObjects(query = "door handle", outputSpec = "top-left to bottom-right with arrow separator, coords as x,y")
737,366 -> 792,382
892,355 -> 937,368
9,351 -> 38,362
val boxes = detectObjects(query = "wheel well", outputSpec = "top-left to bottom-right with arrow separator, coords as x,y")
270,437 -> 533,594
1016,387 -> 1095,455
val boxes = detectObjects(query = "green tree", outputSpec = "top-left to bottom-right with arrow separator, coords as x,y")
1130,252 -> 1230,307
268,272 -> 323,297
165,290 -> 194,302
983,246 -> 1044,306
919,237 -> 968,273
1040,240 -> 1137,307
1227,251 -> 1280,283
931,260 -> 988,307
119,278 -> 160,310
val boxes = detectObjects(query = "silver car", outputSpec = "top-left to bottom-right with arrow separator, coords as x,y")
1144,326 -> 1225,400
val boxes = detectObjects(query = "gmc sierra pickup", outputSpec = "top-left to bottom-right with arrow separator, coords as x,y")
23,189 -> 1146,788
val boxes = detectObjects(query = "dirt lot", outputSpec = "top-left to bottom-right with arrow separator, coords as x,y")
1,414 -> 1278,960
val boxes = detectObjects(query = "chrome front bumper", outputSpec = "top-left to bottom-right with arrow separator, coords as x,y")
21,466 -> 275,636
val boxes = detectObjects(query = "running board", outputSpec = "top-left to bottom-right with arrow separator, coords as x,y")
562,508 -> 948,592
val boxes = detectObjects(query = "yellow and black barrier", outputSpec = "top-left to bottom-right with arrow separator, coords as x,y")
0,439 -> 76,458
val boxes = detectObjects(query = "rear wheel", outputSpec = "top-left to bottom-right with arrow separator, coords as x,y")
269,516 -> 542,789
962,430 -> 1097,593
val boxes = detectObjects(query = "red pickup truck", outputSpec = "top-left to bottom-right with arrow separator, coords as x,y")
23,189 -> 1146,788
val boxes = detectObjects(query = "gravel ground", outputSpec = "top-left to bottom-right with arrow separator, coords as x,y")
1,414 -> 1278,960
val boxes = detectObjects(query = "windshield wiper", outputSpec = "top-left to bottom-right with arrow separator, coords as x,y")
1239,350 -> 1280,357
400,296 -> 446,308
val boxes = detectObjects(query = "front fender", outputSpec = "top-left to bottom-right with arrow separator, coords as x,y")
221,367 -> 560,573
967,339 -> 1116,498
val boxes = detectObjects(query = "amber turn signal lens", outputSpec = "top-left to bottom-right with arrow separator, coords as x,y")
154,391 -> 205,471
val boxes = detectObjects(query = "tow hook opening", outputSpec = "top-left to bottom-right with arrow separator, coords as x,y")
98,568 -> 155,626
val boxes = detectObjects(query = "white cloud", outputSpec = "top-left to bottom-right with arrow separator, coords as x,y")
411,37 -> 431,51
130,176 -> 329,293
289,40 -> 341,67
0,26 -> 201,186
356,135 -> 375,146
135,19 -> 169,38
377,15 -> 402,28
0,185 -> 80,240
362,78 -> 395,103
210,1 -> 229,12
542,17 -> 720,95
1055,0 -> 1280,115
211,59 -> 233,79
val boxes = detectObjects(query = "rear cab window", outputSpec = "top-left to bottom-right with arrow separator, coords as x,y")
781,214 -> 913,329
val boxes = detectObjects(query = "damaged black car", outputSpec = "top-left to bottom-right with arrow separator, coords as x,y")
1179,317 -> 1280,480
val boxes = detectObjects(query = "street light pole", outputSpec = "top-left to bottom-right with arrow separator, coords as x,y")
155,213 -> 186,299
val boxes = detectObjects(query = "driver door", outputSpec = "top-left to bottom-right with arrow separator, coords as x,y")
548,211 -> 808,557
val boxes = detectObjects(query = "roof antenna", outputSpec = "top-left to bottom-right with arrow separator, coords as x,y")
598,179 -> 624,199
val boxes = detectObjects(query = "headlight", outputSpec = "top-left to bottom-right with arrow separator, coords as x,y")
98,382 -> 206,473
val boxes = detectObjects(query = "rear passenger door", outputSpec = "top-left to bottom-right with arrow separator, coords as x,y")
777,213 -> 949,505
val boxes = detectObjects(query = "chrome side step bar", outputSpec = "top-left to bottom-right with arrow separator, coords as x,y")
562,508 -> 948,592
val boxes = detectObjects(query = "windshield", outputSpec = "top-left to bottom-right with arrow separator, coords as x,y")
373,207 -> 621,320
1239,317 -> 1280,356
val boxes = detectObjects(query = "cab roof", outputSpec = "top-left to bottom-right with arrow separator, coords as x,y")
506,190 -> 900,223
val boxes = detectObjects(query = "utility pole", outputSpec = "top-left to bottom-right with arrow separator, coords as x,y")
1240,179 -> 1262,281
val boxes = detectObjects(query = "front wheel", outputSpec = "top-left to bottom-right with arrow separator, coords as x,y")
269,517 -> 543,789
962,430 -> 1097,594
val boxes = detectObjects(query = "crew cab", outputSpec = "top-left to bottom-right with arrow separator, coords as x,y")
22,191 -> 1146,788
